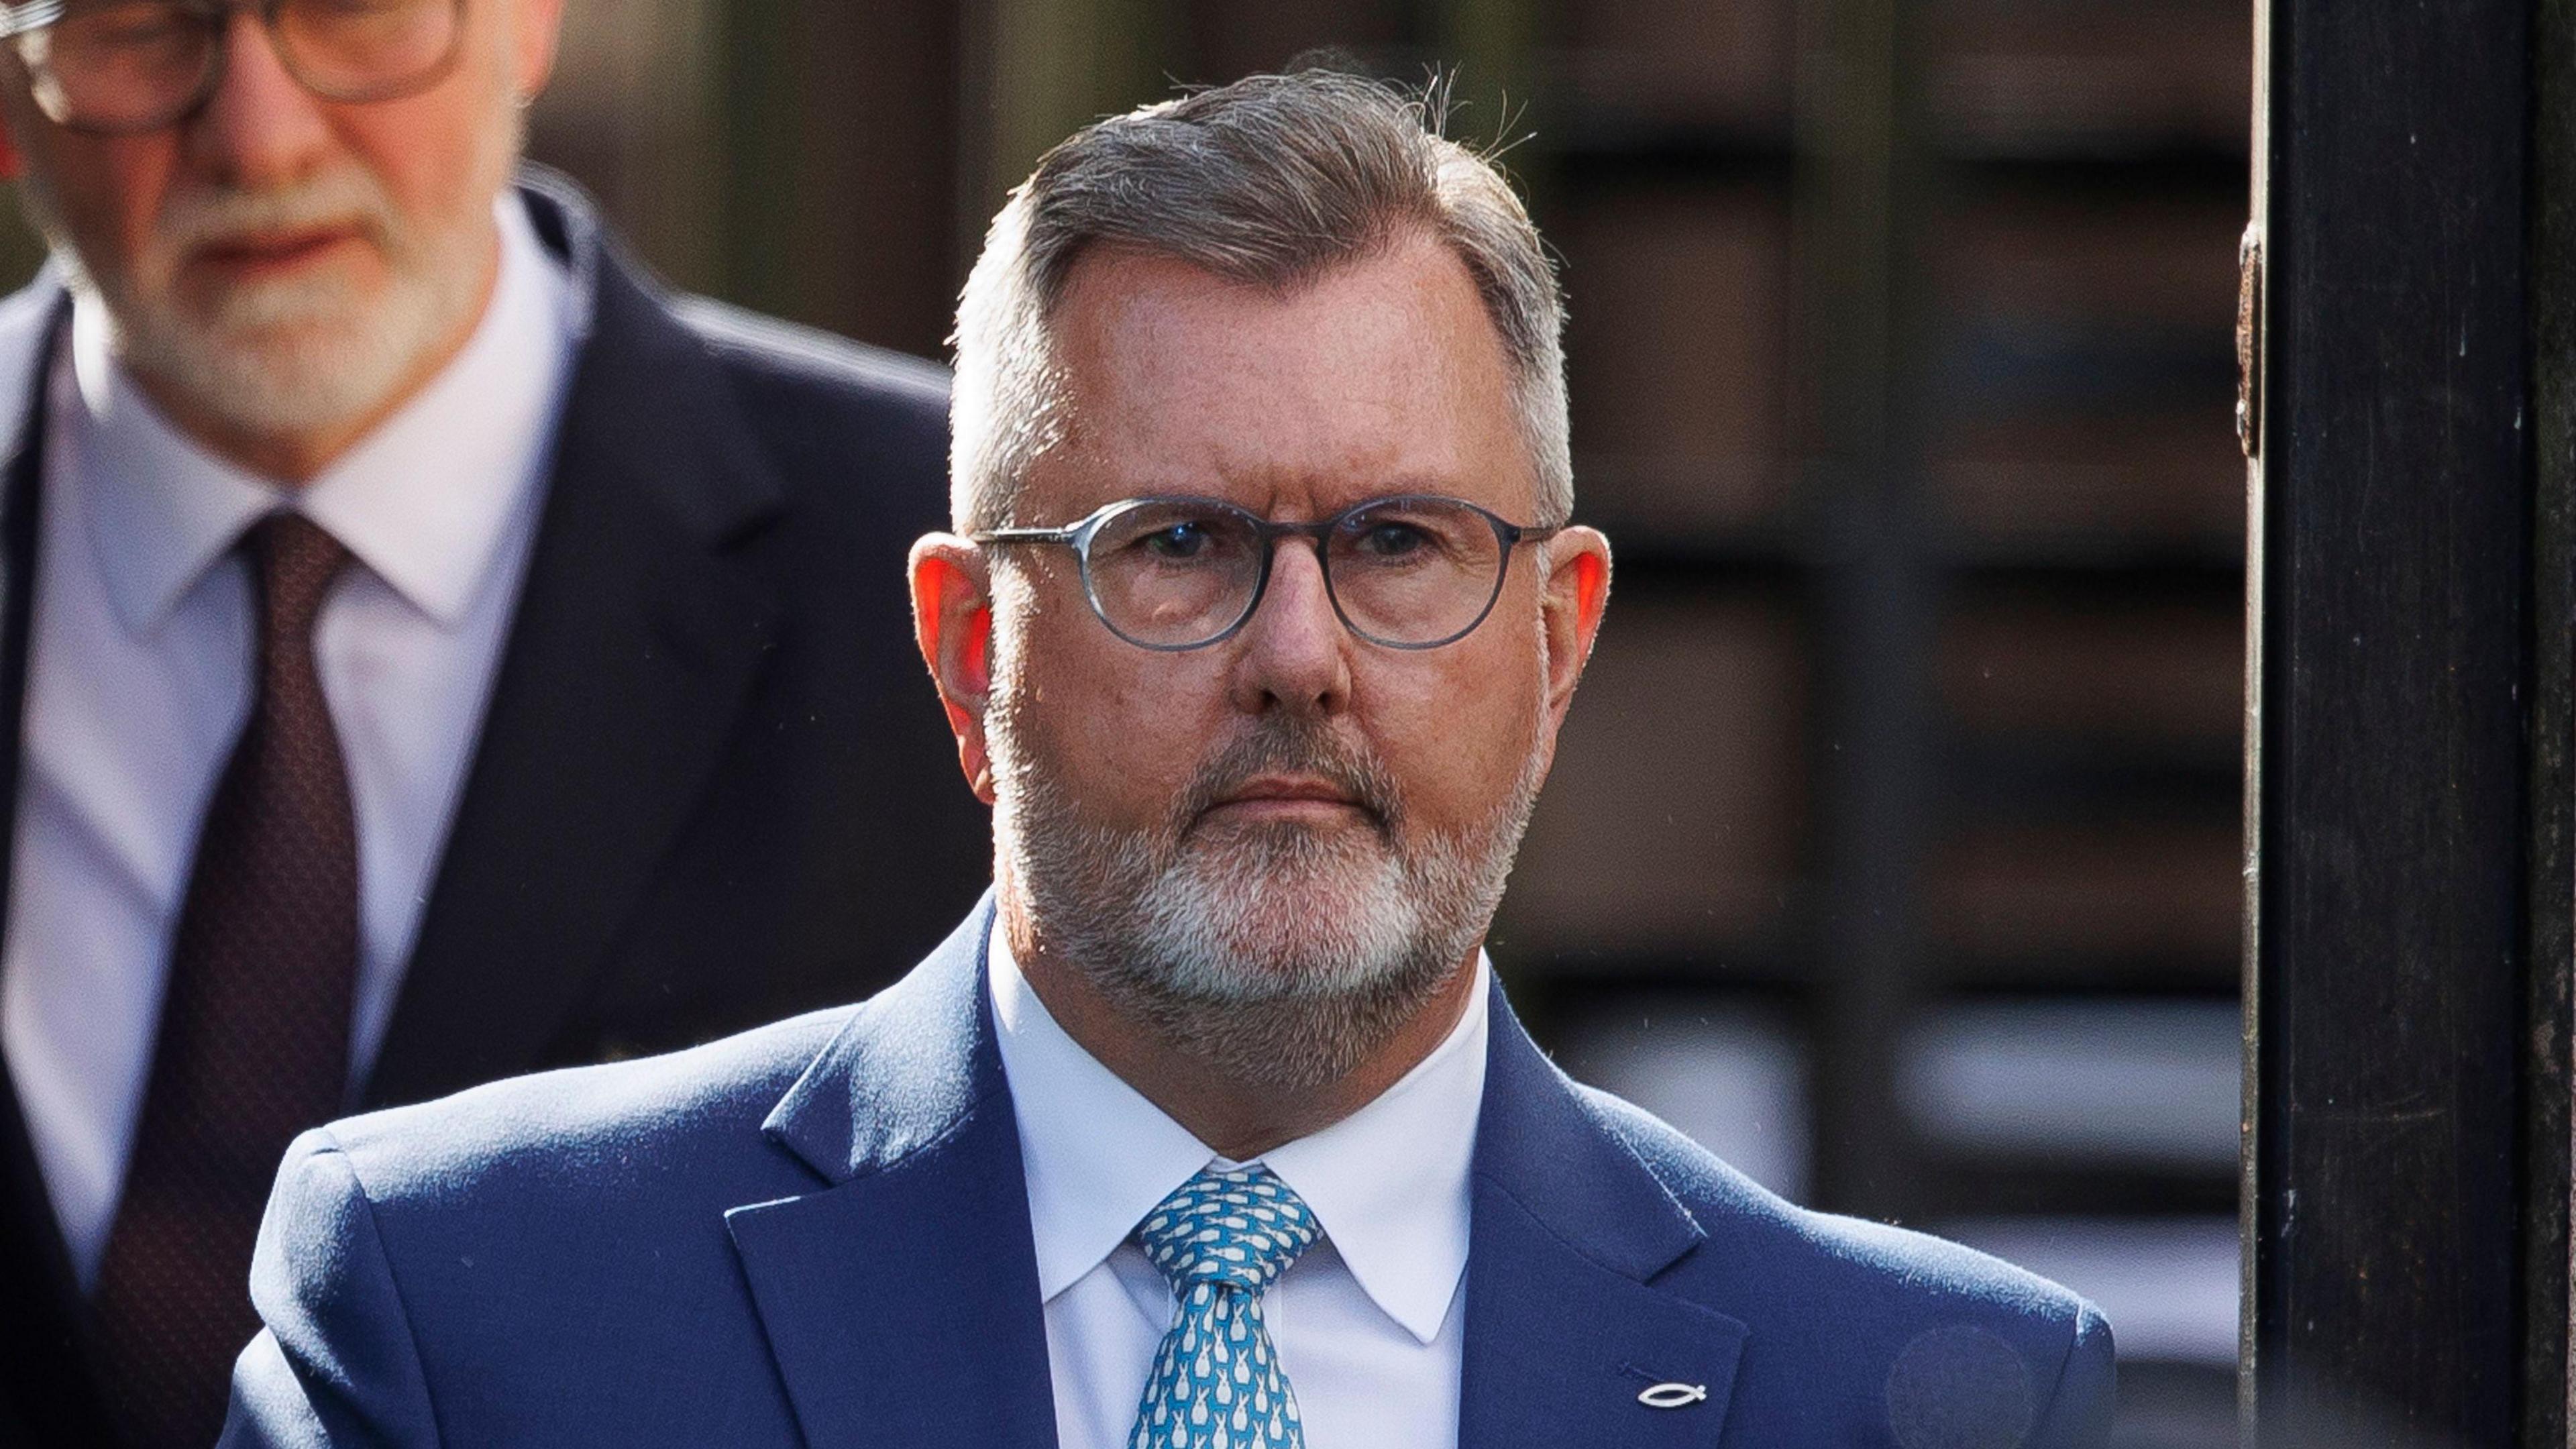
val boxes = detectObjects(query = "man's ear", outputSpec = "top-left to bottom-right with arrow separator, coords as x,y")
1539,525 -> 1612,729
511,0 -> 568,99
910,533 -> 999,804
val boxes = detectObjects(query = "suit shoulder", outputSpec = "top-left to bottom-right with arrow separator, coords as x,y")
668,292 -> 949,421
319,1005 -> 855,1208
1571,1084 -> 2113,1440
1574,1083 -> 2096,1332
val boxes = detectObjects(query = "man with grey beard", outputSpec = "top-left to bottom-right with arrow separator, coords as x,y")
0,1 -> 985,1444
218,70 -> 2114,1449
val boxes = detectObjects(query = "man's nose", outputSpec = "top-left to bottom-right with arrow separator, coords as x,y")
185,11 -> 333,186
1227,539 -> 1353,718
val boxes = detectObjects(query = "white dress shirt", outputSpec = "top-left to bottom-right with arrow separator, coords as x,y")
988,930 -> 1489,1449
0,197 -> 582,1289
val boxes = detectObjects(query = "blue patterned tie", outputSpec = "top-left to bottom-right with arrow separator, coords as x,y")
1128,1164 -> 1321,1449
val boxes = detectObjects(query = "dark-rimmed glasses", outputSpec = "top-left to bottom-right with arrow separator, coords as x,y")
0,0 -> 467,136
974,494 -> 1564,651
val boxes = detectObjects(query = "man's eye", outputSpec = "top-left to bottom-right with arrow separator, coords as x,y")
1353,521 -> 1433,557
1142,523 -> 1212,558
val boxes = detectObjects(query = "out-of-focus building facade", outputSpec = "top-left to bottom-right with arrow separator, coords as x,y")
2,4 -> 2254,1443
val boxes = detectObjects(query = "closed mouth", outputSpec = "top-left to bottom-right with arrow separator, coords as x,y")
189,223 -> 366,276
1195,774 -> 1382,830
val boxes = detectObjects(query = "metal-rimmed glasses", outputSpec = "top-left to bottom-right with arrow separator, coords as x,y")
973,494 -> 1564,651
0,0 -> 468,136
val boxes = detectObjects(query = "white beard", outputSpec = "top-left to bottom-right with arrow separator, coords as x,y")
21,108 -> 518,442
990,678 -> 1544,1093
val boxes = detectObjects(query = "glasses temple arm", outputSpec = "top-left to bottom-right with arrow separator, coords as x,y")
971,526 -> 1089,546
0,1 -> 64,40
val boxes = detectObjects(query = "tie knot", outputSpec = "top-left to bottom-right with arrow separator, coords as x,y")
1136,1165 -> 1319,1297
244,512 -> 350,639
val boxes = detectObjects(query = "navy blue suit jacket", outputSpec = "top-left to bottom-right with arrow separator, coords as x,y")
219,901 -> 2116,1447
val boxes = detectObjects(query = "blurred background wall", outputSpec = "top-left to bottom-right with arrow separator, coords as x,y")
1,2 -> 2253,1442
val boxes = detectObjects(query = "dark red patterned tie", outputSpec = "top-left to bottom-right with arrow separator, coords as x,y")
91,513 -> 357,1449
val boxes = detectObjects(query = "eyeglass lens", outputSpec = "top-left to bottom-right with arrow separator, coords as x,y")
20,0 -> 460,133
1081,498 -> 1510,649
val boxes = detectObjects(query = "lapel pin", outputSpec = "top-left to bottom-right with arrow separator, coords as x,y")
1637,1382 -> 1709,1409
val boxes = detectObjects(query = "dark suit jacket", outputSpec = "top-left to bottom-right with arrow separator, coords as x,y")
0,173 -> 991,1445
217,897 -> 2115,1448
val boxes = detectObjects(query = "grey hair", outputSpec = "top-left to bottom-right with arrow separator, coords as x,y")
949,68 -> 1571,532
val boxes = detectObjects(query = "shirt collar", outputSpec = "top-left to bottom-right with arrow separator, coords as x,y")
988,926 -> 1489,1346
67,193 -> 576,635
1258,961 -> 1486,1343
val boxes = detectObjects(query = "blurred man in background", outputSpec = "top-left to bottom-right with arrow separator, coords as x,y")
218,70 -> 2112,1449
0,0 -> 984,1442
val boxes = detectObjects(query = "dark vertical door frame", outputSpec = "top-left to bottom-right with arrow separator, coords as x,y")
1798,0 -> 1941,1226
2528,0 -> 2576,1438
2245,0 -> 2573,1444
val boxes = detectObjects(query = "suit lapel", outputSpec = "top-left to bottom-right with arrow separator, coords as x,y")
364,186 -> 788,1109
725,900 -> 1059,1449
1460,994 -> 1749,1447
731,922 -> 1750,1449
0,293 -> 121,1446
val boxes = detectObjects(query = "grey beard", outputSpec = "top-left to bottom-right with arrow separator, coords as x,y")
995,706 -> 1542,1095
99,246 -> 472,439
17,111 -> 517,443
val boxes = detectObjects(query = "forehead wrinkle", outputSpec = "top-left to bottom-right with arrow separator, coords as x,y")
1027,371 -> 1487,512
1195,463 -> 1495,523
1068,349 -> 1497,495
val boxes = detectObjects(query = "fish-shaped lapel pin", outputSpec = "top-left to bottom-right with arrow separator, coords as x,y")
1636,1381 -> 1709,1409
